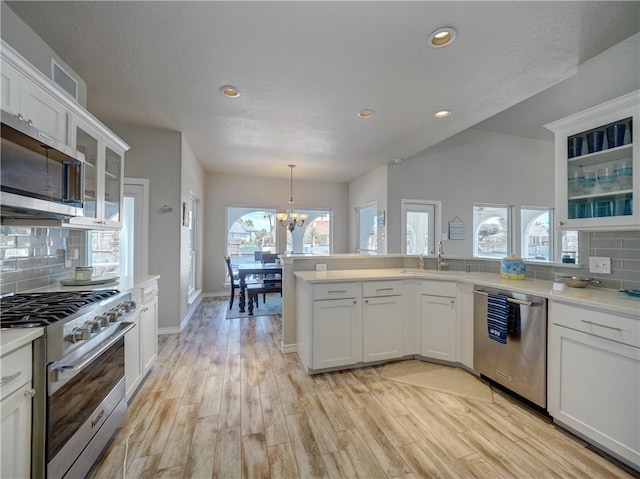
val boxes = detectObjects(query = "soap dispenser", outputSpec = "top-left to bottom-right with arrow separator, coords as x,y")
418,255 -> 425,270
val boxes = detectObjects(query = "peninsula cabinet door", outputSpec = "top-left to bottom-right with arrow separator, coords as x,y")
548,322 -> 640,469
312,298 -> 362,369
363,295 -> 403,362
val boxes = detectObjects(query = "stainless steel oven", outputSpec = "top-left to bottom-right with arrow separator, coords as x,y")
0,290 -> 137,478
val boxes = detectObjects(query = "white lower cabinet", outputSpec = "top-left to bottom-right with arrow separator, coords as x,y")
124,282 -> 159,401
1,342 -> 34,479
420,280 -> 457,361
362,281 -> 403,362
312,297 -> 362,369
124,303 -> 142,401
297,280 -> 406,372
548,301 -> 640,469
140,285 -> 159,376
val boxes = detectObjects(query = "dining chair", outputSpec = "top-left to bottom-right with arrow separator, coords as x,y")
224,256 -> 239,309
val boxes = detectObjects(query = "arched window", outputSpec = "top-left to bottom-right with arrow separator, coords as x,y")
521,208 -> 551,261
473,205 -> 510,258
285,210 -> 331,254
226,207 -> 277,267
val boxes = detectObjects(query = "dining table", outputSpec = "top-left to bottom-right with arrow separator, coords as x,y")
237,263 -> 283,312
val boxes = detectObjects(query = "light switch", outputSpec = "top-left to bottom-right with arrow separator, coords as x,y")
589,256 -> 611,274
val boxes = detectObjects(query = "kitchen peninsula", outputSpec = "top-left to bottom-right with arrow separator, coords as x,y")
293,265 -> 640,470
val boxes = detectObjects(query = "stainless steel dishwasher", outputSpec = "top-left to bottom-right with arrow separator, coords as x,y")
473,287 -> 548,409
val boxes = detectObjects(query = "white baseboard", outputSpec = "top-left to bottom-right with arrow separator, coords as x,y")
158,294 -> 204,335
158,326 -> 181,335
281,342 -> 297,354
203,291 -> 228,298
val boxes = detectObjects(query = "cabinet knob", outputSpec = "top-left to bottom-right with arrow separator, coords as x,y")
557,221 -> 565,226
24,388 -> 36,398
26,119 -> 33,126
15,113 -> 23,121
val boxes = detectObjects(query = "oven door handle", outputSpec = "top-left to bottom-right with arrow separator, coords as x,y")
50,321 -> 136,385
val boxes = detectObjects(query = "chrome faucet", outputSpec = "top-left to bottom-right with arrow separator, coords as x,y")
437,241 -> 446,271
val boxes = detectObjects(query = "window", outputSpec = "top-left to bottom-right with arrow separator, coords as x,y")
286,209 -> 331,254
356,203 -> 377,254
226,207 -> 277,265
473,204 -> 511,258
560,230 -> 580,264
401,200 -> 440,255
521,207 -> 551,262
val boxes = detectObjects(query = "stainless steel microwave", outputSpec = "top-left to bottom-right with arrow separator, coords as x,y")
1,110 -> 84,219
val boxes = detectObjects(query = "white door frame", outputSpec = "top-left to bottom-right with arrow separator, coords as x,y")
124,178 -> 150,276
400,199 -> 442,255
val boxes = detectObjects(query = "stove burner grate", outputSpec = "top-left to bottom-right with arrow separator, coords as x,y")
0,290 -> 120,328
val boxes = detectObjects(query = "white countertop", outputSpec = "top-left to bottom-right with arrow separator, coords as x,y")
0,328 -> 43,357
294,268 -> 640,318
30,274 -> 161,293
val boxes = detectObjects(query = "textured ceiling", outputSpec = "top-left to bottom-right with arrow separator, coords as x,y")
6,1 -> 640,182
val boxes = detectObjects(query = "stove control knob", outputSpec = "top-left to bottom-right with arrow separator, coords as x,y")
120,303 -> 131,313
85,320 -> 100,333
96,314 -> 109,327
69,327 -> 90,343
127,300 -> 137,311
112,307 -> 123,317
106,311 -> 118,323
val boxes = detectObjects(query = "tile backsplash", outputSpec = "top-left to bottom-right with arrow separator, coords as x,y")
0,226 -> 86,294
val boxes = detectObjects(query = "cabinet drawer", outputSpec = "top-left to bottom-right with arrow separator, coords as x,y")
1,344 -> 32,400
421,280 -> 457,298
363,280 -> 402,298
550,301 -> 640,348
143,281 -> 159,304
314,282 -> 360,300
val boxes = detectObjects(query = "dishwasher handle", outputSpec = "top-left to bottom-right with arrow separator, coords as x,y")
473,290 -> 541,308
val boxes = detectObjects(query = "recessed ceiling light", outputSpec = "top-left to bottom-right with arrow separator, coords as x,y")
220,85 -> 240,98
435,110 -> 452,118
392,158 -> 403,164
357,109 -> 375,118
427,27 -> 457,48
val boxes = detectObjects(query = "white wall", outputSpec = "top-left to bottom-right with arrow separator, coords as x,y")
2,3 -> 88,106
387,129 -> 554,256
348,165 -> 388,253
180,134 -> 205,321
111,125 -> 183,331
203,173 -> 349,293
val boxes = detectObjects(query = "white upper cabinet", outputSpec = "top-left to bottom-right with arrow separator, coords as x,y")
545,91 -> 639,231
2,40 -> 130,229
1,57 -> 67,144
66,116 -> 125,229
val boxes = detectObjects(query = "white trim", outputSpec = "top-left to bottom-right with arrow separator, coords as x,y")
124,178 -> 150,276
280,342 -> 297,353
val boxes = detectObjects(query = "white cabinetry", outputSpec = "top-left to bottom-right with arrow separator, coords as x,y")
125,289 -> 142,401
311,282 -> 362,370
67,115 -> 125,229
140,282 -> 159,375
124,281 -> 159,400
1,57 -> 67,144
420,280 -> 457,362
545,90 -> 639,230
548,301 -> 640,469
1,342 -> 34,479
362,281 -> 403,362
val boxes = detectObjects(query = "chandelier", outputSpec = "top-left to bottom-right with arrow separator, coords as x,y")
276,164 -> 308,232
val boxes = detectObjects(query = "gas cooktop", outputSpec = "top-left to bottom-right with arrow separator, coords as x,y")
0,290 -> 120,328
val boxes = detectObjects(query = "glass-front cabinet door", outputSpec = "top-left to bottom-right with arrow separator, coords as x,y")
68,115 -> 127,229
545,91 -> 639,231
73,120 -> 99,223
104,142 -> 122,224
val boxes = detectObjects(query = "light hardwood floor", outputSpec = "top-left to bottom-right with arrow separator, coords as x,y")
89,297 -> 638,479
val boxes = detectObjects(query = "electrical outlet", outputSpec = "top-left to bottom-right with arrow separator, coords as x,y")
589,256 -> 611,274
316,264 -> 327,271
